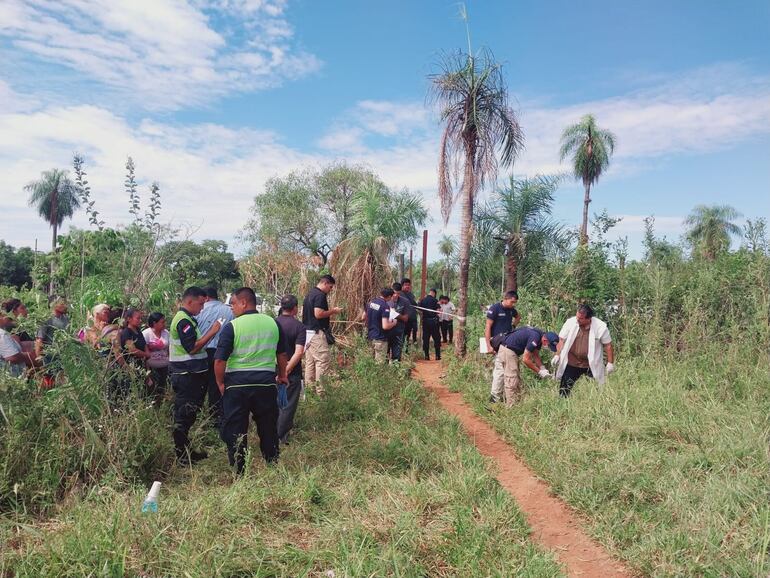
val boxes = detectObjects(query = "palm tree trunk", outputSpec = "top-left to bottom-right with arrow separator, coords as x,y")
505,248 -> 518,291
49,221 -> 57,296
580,181 -> 591,245
49,177 -> 58,296
455,148 -> 475,357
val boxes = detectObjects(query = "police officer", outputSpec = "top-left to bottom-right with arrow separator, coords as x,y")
214,287 -> 288,475
491,326 -> 559,406
302,274 -> 341,395
169,287 -> 222,465
366,287 -> 397,364
387,282 -> 410,362
400,278 -> 418,350
485,290 -> 521,403
418,288 -> 442,361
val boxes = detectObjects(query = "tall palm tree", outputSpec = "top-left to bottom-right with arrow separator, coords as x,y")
26,169 -> 81,294
429,48 -> 524,356
437,234 -> 456,295
476,175 -> 566,290
559,114 -> 616,245
330,181 -> 427,319
685,204 -> 742,260
26,168 -> 80,252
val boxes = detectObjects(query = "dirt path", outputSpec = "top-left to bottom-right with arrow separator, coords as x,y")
413,360 -> 634,578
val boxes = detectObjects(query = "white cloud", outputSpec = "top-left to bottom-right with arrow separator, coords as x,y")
318,100 -> 432,151
610,215 -> 685,235
355,100 -> 430,137
516,64 -> 770,177
0,0 -> 321,110
319,65 -> 770,187
316,127 -> 366,154
3,64 -> 769,263
0,103 -> 319,250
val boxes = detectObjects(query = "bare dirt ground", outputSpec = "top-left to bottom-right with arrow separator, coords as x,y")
413,360 -> 634,578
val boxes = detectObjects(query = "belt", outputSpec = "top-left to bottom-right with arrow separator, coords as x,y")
225,382 -> 277,390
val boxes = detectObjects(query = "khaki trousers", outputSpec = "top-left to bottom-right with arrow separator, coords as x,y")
490,353 -> 505,401
372,339 -> 388,364
498,346 -> 522,406
304,332 -> 330,394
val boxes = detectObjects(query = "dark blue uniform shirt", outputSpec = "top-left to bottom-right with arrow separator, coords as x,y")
366,297 -> 391,340
486,302 -> 518,336
502,327 -> 543,356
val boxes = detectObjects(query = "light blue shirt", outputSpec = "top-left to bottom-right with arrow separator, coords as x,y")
196,299 -> 233,350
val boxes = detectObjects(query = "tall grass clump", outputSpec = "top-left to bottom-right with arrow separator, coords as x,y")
0,335 -> 176,517
445,249 -> 770,576
2,352 -> 566,577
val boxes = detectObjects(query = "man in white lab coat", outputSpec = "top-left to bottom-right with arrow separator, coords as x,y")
552,304 -> 615,397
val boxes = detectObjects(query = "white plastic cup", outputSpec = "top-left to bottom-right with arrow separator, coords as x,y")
147,481 -> 161,500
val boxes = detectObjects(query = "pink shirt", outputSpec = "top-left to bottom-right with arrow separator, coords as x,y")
142,328 -> 170,368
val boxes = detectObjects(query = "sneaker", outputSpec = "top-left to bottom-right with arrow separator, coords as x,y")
488,395 -> 498,403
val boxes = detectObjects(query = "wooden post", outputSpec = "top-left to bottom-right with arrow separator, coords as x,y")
420,229 -> 428,298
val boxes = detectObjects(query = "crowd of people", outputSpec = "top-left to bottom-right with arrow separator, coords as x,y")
365,285 -> 616,407
363,279 -> 457,364
1,274 -> 616,474
481,291 -> 615,406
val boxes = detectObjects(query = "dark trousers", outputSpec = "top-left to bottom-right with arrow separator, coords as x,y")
171,371 -> 207,456
560,364 -> 592,397
205,349 -> 223,427
148,366 -> 168,405
387,329 -> 405,361
405,318 -> 418,346
221,385 -> 279,474
277,373 -> 302,442
422,318 -> 441,360
440,320 -> 453,343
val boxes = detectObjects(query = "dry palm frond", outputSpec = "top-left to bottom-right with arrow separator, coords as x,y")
330,236 -> 394,334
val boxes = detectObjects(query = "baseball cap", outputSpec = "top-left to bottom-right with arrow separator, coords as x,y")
544,331 -> 560,352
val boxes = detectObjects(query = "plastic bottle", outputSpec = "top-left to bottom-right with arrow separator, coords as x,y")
141,481 -> 161,513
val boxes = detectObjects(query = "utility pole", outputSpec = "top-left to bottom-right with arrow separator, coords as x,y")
398,253 -> 405,281
420,229 -> 428,298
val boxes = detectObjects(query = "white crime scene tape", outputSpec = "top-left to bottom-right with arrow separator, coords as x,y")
412,304 -> 467,322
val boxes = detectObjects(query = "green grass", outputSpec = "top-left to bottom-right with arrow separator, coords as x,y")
1,355 -> 564,577
446,348 -> 770,577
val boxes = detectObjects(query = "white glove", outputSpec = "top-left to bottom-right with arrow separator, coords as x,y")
537,368 -> 551,379
606,362 -> 615,374
550,354 -> 560,368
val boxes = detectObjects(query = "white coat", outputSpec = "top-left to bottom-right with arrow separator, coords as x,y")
555,316 -> 612,385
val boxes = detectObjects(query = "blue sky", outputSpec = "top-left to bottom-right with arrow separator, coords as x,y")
1,0 -> 768,262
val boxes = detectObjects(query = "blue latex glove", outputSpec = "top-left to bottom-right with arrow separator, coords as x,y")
277,383 -> 288,409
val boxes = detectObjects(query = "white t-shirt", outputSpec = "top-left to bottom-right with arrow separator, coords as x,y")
0,328 -> 24,377
142,327 -> 170,369
439,302 -> 456,322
